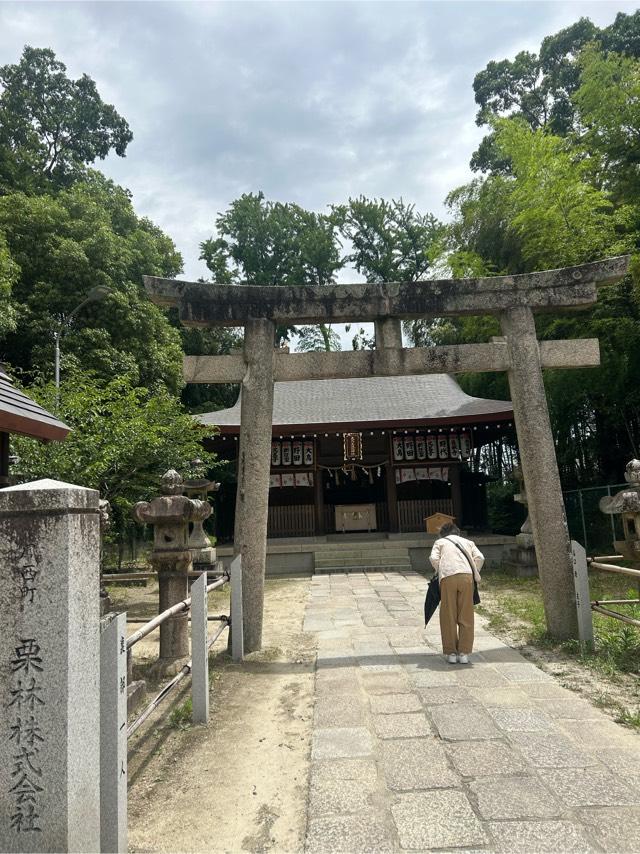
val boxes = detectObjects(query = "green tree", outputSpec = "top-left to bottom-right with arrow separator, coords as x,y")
295,324 -> 341,352
573,46 -> 640,203
335,196 -> 444,283
0,230 -> 18,337
471,12 -> 640,172
200,192 -> 344,349
0,46 -> 132,193
0,173 -> 185,390
12,369 -> 218,547
492,118 -> 626,269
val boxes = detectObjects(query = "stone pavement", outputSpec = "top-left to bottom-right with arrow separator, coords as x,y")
303,571 -> 640,853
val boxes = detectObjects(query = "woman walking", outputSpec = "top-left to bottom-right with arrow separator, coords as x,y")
429,522 -> 484,664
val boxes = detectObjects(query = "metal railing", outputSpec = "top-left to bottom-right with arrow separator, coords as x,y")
99,555 -> 244,852
588,555 -> 640,630
571,542 -> 640,649
125,570 -> 232,738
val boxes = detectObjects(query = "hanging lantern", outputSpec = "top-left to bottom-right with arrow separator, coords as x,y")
271,441 -> 281,466
392,436 -> 404,461
404,435 -> 416,461
415,435 -> 427,460
460,433 -> 472,459
281,441 -> 292,466
449,434 -> 460,458
303,441 -> 314,466
292,440 -> 303,466
426,436 -> 438,460
437,436 -> 449,459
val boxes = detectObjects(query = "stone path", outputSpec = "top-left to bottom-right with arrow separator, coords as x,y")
303,571 -> 640,853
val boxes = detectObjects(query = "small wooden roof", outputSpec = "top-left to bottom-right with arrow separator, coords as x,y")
0,366 -> 70,441
199,374 -> 512,434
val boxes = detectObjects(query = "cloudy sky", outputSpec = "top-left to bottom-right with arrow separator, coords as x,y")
0,1 -> 636,290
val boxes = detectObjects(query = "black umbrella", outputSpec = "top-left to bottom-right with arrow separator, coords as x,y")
424,573 -> 440,626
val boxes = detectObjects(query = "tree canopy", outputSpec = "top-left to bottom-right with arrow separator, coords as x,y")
12,368 -> 217,548
0,46 -> 132,194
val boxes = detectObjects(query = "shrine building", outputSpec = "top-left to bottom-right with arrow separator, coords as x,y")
201,372 -> 513,549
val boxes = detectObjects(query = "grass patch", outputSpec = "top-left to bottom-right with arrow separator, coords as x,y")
169,697 -> 193,730
482,570 -> 640,676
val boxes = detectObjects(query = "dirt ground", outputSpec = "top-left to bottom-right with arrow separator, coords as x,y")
112,576 -> 316,854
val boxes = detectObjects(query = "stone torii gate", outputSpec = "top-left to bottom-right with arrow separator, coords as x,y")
145,255 -> 630,652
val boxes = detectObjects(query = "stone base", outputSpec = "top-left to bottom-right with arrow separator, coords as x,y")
127,680 -> 146,716
503,545 -> 538,578
148,655 -> 190,681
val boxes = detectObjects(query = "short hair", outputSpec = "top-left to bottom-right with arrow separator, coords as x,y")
439,522 -> 460,537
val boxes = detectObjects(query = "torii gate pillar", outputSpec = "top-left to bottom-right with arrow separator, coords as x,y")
233,318 -> 275,652
502,307 -> 578,639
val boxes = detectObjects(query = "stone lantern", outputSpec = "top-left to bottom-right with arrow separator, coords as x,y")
133,469 -> 211,669
503,465 -> 538,577
183,459 -> 220,571
599,459 -> 640,561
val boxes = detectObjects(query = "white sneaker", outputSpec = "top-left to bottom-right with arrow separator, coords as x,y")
447,653 -> 457,664
458,654 -> 469,665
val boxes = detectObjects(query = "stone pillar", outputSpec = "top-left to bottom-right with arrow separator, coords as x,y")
501,307 -> 579,640
234,318 -> 275,653
0,479 -> 100,852
375,317 -> 403,349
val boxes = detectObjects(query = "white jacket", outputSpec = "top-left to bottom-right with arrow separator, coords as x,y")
429,534 -> 484,582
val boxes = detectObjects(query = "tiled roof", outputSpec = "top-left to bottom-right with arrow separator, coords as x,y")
198,374 -> 512,430
0,366 -> 70,441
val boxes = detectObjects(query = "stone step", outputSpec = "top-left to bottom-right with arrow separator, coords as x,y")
315,557 -> 412,569
314,564 -> 413,574
315,551 -> 410,563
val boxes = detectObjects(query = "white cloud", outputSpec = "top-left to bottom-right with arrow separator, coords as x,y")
0,0 -> 637,286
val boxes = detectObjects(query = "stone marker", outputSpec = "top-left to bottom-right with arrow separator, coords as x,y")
230,554 -> 244,662
100,611 -> 127,853
190,572 -> 209,724
571,540 -> 594,650
0,479 -> 100,853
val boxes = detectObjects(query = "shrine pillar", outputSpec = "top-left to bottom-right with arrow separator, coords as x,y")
234,318 -> 275,653
501,307 -> 579,640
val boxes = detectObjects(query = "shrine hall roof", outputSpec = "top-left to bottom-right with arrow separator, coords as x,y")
0,365 -> 70,441
198,374 -> 512,432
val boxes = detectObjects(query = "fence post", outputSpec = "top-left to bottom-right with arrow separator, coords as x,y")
578,489 -> 588,552
606,485 -> 617,547
230,555 -> 244,662
191,572 -> 209,724
100,611 -> 128,853
0,479 -> 101,852
571,540 -> 594,651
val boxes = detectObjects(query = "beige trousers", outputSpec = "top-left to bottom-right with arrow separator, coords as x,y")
439,572 -> 474,655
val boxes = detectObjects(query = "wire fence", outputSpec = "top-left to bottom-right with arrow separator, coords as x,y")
564,483 -> 626,555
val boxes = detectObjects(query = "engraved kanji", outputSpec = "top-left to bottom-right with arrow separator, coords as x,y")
11,639 -> 43,675
13,564 -> 39,604
12,746 -> 42,778
9,716 -> 44,749
8,678 -> 45,711
10,802 -> 41,833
